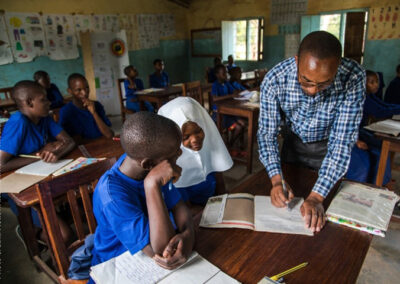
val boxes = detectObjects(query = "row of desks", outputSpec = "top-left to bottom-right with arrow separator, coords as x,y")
4,136 -> 373,283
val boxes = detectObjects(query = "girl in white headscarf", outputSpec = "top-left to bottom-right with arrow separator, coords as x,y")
158,97 -> 233,205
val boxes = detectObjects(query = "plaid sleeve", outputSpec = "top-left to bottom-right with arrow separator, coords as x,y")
257,71 -> 282,178
312,70 -> 366,198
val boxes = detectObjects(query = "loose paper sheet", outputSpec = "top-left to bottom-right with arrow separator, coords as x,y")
135,88 -> 165,95
43,14 -> 79,60
15,159 -> 73,176
0,173 -> 45,194
254,196 -> 313,236
0,15 -> 13,65
364,119 -> 400,136
5,12 -> 47,62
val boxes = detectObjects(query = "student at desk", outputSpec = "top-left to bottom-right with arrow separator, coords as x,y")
87,112 -> 194,283
0,80 -> 75,244
123,65 -> 154,112
346,70 -> 400,185
257,31 -> 365,233
34,70 -> 64,109
59,73 -> 114,141
229,67 -> 248,91
149,59 -> 169,88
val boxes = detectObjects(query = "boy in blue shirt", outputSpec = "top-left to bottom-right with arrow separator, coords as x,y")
91,112 -> 194,274
149,59 -> 169,88
226,55 -> 237,72
207,56 -> 222,83
211,64 -> 246,152
229,67 -> 247,91
123,65 -> 154,112
0,80 -> 75,243
34,70 -> 64,109
59,73 -> 114,141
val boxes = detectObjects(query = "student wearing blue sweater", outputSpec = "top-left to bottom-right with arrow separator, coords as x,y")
34,70 -> 64,109
346,70 -> 400,184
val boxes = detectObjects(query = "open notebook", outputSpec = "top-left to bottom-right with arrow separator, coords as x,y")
364,119 -> 400,136
90,251 -> 240,284
326,181 -> 399,237
135,88 -> 164,95
199,193 -> 313,236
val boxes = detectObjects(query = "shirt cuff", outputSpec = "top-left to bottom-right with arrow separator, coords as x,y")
312,174 -> 335,198
265,164 -> 282,179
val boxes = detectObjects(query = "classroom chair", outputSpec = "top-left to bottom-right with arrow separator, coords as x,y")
182,81 -> 204,106
0,87 -> 17,113
117,78 -> 135,122
35,158 -> 116,284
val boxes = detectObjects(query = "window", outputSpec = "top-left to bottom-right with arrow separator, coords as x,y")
222,18 -> 264,61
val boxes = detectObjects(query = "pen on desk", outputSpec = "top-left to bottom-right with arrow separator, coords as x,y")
270,262 -> 308,281
281,176 -> 292,211
19,154 -> 41,159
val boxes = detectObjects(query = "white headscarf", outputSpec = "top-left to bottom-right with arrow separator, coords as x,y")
158,97 -> 233,188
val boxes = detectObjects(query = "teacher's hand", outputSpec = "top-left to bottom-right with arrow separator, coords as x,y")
270,180 -> 294,208
301,192 -> 325,233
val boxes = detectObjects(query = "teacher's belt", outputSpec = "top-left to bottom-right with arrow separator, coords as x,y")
281,128 -> 328,171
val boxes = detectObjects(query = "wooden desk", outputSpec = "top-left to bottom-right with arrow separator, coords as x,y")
241,71 -> 256,84
196,164 -> 373,284
5,137 -> 123,261
136,86 -> 183,110
375,132 -> 400,186
215,99 -> 259,174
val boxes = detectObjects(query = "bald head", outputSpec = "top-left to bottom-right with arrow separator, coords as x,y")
121,112 -> 181,160
298,31 -> 342,61
11,80 -> 46,108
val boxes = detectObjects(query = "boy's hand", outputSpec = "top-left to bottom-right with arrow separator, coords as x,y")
300,192 -> 325,233
37,150 -> 58,163
153,232 -> 192,270
82,98 -> 96,114
144,160 -> 182,189
356,140 -> 368,150
270,180 -> 294,208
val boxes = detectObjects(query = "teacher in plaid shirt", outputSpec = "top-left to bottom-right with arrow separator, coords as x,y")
257,31 -> 366,234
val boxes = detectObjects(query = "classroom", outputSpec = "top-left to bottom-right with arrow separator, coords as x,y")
1,0 -> 400,283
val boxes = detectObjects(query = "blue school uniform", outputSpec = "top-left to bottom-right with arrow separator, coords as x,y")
0,111 -> 62,227
384,77 -> 400,105
211,81 -> 236,128
149,71 -> 169,88
123,79 -> 154,112
58,101 -> 111,139
177,173 -> 216,205
230,81 -> 246,91
346,93 -> 400,184
226,64 -> 237,71
91,153 -> 182,267
47,83 -> 64,109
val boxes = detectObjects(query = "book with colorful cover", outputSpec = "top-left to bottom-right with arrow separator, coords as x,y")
52,157 -> 105,176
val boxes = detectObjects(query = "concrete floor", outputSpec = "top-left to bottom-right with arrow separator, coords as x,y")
1,115 -> 399,283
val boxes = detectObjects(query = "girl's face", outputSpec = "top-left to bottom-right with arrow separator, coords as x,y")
366,74 -> 379,94
181,121 -> 205,151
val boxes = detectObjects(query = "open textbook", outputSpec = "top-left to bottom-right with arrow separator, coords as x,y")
135,88 -> 164,95
326,181 -> 399,237
199,193 -> 313,236
364,119 -> 400,136
90,251 -> 240,284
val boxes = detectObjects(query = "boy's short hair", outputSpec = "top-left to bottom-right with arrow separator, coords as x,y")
366,70 -> 378,78
214,64 -> 226,75
121,112 -> 181,160
298,31 -> 342,61
153,59 -> 163,65
33,70 -> 49,82
123,65 -> 135,76
68,73 -> 86,88
11,80 -> 45,108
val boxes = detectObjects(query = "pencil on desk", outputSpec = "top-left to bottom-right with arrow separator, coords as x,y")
270,262 -> 308,281
19,154 -> 41,159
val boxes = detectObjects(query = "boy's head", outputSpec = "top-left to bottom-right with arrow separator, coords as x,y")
229,67 -> 242,82
153,59 -> 164,72
11,80 -> 50,117
214,64 -> 227,82
214,56 -> 222,66
181,121 -> 205,151
124,65 -> 138,78
228,55 -> 234,65
68,73 -> 89,101
121,112 -> 182,170
33,70 -> 51,89
366,70 -> 379,95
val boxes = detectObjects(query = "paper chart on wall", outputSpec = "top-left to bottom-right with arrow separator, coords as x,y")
284,33 -> 300,59
74,14 -> 92,44
119,14 -> 140,50
43,14 -> 79,60
137,14 -> 160,49
270,0 -> 308,25
368,5 -> 400,40
0,15 -> 13,65
5,12 -> 47,63
91,15 -> 120,33
158,14 -> 175,38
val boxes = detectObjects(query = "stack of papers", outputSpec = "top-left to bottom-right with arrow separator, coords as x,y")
364,119 -> 400,136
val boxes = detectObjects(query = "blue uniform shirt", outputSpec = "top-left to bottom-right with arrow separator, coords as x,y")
149,72 -> 169,88
211,81 -> 234,111
0,111 -> 62,155
230,81 -> 246,91
47,83 -> 64,109
123,79 -> 154,112
58,101 -> 111,139
91,153 -> 182,266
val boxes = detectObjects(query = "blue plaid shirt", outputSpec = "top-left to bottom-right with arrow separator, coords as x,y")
257,57 -> 366,198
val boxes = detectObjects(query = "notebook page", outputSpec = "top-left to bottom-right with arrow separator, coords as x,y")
254,196 -> 313,236
15,159 -> 73,176
205,270 -> 241,283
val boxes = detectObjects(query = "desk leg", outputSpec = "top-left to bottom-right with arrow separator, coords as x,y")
376,140 -> 390,187
247,112 -> 254,174
17,207 -> 39,259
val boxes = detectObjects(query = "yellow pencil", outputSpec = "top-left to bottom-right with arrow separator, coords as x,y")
270,262 -> 308,281
19,154 -> 41,159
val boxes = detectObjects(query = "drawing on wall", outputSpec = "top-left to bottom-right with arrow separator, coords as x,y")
5,12 -> 47,63
158,14 -> 175,38
285,33 -> 300,59
43,14 -> 79,60
271,0 -> 308,25
368,5 -> 400,40
119,14 -> 140,50
137,14 -> 160,49
74,14 -> 92,44
0,15 -> 13,65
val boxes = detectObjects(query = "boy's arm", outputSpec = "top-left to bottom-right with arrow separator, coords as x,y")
0,150 -> 38,173
83,99 -> 114,138
37,130 -> 75,162
212,92 -> 239,102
